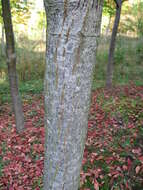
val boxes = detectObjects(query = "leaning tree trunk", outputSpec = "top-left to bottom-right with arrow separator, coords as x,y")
1,0 -> 24,133
43,0 -> 103,189
106,1 -> 122,88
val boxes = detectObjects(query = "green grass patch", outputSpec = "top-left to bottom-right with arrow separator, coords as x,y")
92,36 -> 143,89
0,79 -> 43,104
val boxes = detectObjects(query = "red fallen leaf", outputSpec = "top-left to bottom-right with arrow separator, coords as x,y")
116,166 -> 122,171
105,156 -> 114,164
113,173 -> 119,178
126,157 -> 133,171
133,132 -> 137,138
109,170 -> 120,176
25,156 -> 32,163
127,123 -> 135,129
13,182 -> 19,188
94,179 -> 99,190
35,188 -> 40,190
28,136 -> 35,143
90,152 -> 98,163
23,175 -> 28,180
125,181 -> 132,190
135,166 -> 140,174
9,186 -> 14,190
120,184 -> 124,190
89,169 -> 101,178
122,165 -> 128,171
138,156 -> 143,164
96,155 -> 103,160
80,171 -> 91,185
99,175 -> 104,179
17,187 -> 24,190
132,148 -> 141,155
82,158 -> 87,165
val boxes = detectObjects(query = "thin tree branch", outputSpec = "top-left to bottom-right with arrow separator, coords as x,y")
113,0 -> 120,8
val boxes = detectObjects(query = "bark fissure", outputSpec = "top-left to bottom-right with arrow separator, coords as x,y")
72,34 -> 83,74
63,0 -> 68,25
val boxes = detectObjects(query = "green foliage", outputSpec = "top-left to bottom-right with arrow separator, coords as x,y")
0,3 -> 2,23
0,34 -> 45,82
15,35 -> 45,81
37,10 -> 46,30
114,38 -> 125,65
119,1 -> 143,36
32,177 -> 43,189
0,79 -> 43,104
0,0 -> 32,25
0,156 -> 3,177
132,1 -> 143,37
92,36 -> 143,89
103,0 -> 116,17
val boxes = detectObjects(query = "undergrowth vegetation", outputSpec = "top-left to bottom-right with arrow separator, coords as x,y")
92,36 -> 143,89
0,36 -> 143,103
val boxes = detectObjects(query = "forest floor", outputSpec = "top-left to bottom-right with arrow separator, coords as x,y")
0,84 -> 143,190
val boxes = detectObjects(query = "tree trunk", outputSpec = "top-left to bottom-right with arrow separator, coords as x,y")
106,0 -> 122,88
43,0 -> 103,189
1,24 -> 5,56
1,0 -> 24,133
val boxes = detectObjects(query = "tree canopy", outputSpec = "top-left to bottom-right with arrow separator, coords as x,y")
0,0 -> 31,25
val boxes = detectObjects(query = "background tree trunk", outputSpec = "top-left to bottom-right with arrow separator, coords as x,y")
43,0 -> 103,189
1,0 -> 24,133
106,0 -> 122,88
1,23 -> 5,56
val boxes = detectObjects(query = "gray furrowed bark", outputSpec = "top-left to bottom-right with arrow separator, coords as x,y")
43,0 -> 103,189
